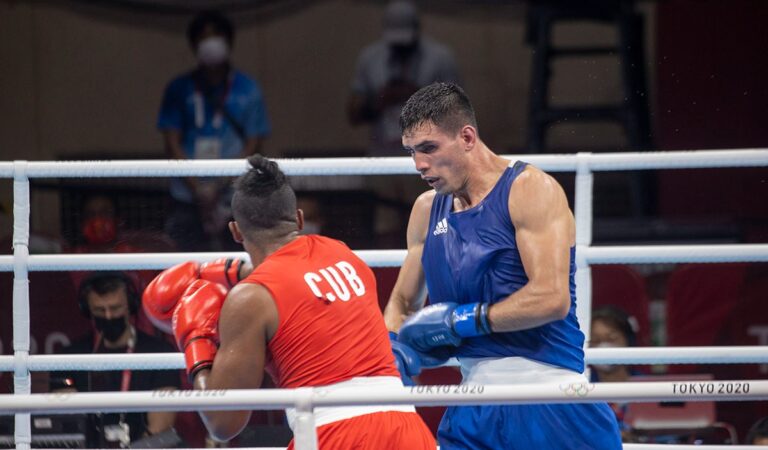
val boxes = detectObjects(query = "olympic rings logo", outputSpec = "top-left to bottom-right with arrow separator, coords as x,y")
558,382 -> 595,397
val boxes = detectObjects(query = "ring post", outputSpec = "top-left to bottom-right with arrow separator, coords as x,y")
292,387 -> 318,450
574,152 -> 594,351
12,161 -> 31,450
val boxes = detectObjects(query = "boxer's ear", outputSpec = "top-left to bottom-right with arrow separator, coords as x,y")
229,221 -> 244,243
296,209 -> 304,231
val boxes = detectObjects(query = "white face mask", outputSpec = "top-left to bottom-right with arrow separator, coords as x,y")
197,36 -> 229,66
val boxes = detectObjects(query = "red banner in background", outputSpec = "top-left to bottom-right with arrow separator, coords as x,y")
0,272 -> 86,393
665,263 -> 768,441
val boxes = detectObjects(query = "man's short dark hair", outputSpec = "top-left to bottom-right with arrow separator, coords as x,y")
77,271 -> 138,318
399,82 -> 477,136
232,155 -> 297,235
747,416 -> 768,444
187,10 -> 235,47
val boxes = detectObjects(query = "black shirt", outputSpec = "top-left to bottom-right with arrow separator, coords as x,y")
50,329 -> 182,445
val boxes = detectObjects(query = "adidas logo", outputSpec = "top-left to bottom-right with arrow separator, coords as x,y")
433,218 -> 448,236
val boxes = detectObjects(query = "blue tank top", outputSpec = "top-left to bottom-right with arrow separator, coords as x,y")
421,161 -> 585,372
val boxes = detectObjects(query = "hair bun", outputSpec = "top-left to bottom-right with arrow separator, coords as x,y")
247,154 -> 284,183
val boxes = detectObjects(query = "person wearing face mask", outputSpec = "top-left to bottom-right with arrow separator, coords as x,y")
75,194 -> 121,251
50,272 -> 181,447
590,305 -> 640,440
348,1 -> 461,156
157,10 -> 271,252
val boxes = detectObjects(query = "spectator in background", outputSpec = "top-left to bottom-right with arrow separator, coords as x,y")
746,417 -> 768,445
157,10 -> 270,251
590,305 -> 639,382
50,272 -> 180,447
72,193 -> 174,253
69,193 -> 173,328
590,305 -> 640,439
74,194 -> 124,253
348,0 -> 460,156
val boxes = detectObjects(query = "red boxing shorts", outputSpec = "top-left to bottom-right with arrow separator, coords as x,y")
287,411 -> 435,450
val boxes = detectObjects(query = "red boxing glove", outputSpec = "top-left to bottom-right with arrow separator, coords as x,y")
143,261 -> 200,333
143,258 -> 244,333
199,258 -> 244,289
172,279 -> 228,380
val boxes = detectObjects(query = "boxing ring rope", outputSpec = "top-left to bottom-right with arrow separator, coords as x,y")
2,380 -> 768,413
0,380 -> 767,449
4,346 -> 768,373
0,148 -> 766,178
1,243 -> 768,272
5,149 -> 768,449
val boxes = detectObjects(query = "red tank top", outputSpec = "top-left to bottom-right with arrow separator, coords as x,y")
241,235 -> 399,388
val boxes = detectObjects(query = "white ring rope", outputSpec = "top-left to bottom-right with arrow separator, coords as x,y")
1,243 -> 767,272
2,346 -> 768,372
581,244 -> 768,264
1,380 -> 767,414
0,149 -> 766,179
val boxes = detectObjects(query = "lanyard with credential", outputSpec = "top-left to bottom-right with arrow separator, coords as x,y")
93,327 -> 135,392
121,342 -> 134,392
193,73 -> 234,130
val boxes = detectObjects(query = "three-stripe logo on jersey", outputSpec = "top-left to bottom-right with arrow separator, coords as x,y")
433,218 -> 448,236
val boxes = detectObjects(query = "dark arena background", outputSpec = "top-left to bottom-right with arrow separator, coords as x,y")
0,0 -> 767,448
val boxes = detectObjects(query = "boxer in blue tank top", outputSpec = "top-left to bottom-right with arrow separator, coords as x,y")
384,82 -> 621,449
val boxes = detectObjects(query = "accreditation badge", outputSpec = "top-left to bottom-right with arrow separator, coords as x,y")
193,137 -> 223,159
104,422 -> 130,448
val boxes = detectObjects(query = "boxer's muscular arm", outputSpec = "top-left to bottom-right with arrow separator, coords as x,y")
193,283 -> 278,442
383,191 -> 433,332
486,166 -> 575,331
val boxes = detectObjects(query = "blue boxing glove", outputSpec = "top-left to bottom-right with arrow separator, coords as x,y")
389,332 -> 421,386
389,332 -> 451,386
398,302 -> 492,353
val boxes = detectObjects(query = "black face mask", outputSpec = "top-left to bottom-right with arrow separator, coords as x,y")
93,316 -> 128,343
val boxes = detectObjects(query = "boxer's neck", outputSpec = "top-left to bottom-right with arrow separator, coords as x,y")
247,229 -> 301,267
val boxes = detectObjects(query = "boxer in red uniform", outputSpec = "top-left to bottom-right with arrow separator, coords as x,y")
143,155 -> 434,449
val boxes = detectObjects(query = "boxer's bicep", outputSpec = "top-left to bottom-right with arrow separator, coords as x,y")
384,191 -> 433,331
197,284 -> 277,441
212,284 -> 276,390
